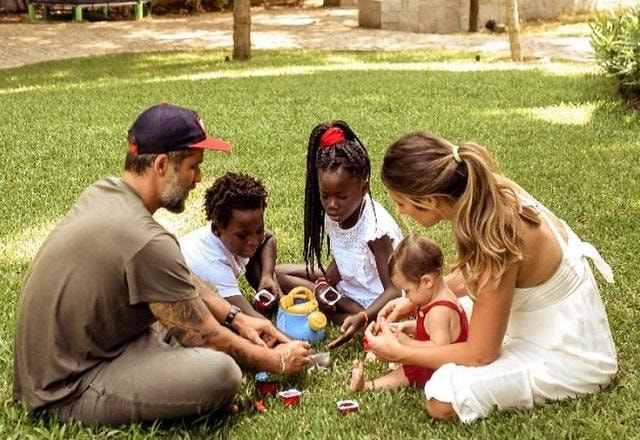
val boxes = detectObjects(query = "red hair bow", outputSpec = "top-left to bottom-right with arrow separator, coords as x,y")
319,127 -> 346,149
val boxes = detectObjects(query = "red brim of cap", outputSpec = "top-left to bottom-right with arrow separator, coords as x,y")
190,136 -> 232,152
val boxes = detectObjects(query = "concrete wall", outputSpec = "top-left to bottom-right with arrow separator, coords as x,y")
359,0 -> 639,33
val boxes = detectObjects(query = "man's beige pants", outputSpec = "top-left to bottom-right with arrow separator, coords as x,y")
49,325 -> 242,426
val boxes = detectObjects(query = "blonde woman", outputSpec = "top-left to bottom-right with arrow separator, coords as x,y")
366,132 -> 617,423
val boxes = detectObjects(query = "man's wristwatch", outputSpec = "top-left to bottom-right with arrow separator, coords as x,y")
223,305 -> 241,328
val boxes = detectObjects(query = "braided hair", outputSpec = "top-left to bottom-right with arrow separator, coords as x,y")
303,120 -> 372,275
204,172 -> 267,229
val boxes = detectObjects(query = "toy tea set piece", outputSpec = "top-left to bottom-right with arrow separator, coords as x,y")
317,284 -> 342,306
307,351 -> 331,374
255,372 -> 280,396
254,399 -> 267,413
254,289 -> 277,314
309,351 -> 331,369
336,399 -> 359,416
362,336 -> 377,362
276,286 -> 327,343
278,389 -> 302,406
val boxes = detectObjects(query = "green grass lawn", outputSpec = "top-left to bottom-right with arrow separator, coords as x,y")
0,49 -> 638,438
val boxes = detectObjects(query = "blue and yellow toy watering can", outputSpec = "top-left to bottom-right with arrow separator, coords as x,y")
276,286 -> 327,343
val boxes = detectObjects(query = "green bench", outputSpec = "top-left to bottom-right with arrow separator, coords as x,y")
28,0 -> 150,22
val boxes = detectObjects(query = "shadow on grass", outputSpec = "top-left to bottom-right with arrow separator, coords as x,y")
0,48 -> 591,93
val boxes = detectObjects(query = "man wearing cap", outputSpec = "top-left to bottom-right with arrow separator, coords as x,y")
13,104 -> 311,427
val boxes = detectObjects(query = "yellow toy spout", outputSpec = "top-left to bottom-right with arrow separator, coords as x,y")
307,311 -> 327,331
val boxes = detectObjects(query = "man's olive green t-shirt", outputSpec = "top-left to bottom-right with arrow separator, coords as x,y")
13,177 -> 198,409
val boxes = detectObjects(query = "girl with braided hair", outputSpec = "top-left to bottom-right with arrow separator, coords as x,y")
180,172 -> 283,319
276,121 -> 403,349
366,132 -> 617,422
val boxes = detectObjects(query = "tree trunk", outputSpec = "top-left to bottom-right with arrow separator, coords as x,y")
506,0 -> 523,62
469,0 -> 479,32
233,0 -> 251,61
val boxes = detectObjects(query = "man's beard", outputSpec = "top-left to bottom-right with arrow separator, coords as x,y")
160,171 -> 190,213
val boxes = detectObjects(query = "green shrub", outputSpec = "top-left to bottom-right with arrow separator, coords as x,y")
590,6 -> 640,100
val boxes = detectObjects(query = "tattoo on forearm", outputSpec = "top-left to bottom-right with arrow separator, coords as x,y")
149,298 -> 218,347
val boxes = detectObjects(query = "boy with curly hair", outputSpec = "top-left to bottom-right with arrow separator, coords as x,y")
180,172 -> 283,318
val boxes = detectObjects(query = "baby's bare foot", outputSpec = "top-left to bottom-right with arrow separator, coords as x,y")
349,360 -> 365,391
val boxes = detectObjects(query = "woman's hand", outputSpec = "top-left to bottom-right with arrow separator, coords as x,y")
364,320 -> 405,363
233,312 -> 290,347
327,312 -> 367,349
377,297 -> 414,323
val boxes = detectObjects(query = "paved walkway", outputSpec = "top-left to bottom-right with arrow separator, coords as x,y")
0,5 -> 594,69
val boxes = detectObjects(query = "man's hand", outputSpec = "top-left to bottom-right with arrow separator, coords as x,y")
273,341 -> 311,374
232,312 -> 290,347
327,312 -> 367,349
377,297 -> 414,323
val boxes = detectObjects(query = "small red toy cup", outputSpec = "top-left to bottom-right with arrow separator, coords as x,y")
336,399 -> 359,416
278,389 -> 302,406
255,289 -> 276,313
255,372 -> 280,396
256,380 -> 279,396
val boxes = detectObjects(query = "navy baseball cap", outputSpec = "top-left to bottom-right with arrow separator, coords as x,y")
128,104 -> 232,154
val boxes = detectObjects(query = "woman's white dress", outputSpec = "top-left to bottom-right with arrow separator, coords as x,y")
424,196 -> 618,422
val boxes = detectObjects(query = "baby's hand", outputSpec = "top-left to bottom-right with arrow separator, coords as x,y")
364,321 -> 403,363
378,297 -> 414,323
369,319 -> 383,337
389,320 -> 416,335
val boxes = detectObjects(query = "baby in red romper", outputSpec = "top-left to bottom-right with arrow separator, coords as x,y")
350,235 -> 469,390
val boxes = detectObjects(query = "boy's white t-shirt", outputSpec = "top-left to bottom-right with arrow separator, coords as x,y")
325,196 -> 403,309
179,223 -> 249,298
